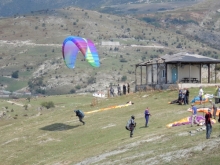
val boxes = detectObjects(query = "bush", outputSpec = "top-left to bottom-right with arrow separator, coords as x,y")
87,77 -> 96,84
70,89 -> 76,93
11,70 -> 19,78
75,85 -> 81,89
120,58 -> 127,62
121,75 -> 127,82
41,101 -> 55,109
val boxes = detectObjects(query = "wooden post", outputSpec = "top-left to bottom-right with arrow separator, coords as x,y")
157,63 -> 158,84
141,66 -> 142,85
135,65 -> 137,91
146,65 -> 148,84
151,64 -> 153,85
215,64 -> 216,83
208,64 -> 210,83
165,63 -> 167,84
200,64 -> 202,83
189,63 -> 191,81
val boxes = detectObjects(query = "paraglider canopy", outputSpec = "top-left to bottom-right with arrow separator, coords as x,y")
62,36 -> 100,68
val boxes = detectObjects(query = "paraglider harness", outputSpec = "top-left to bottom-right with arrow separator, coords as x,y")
125,117 -> 136,131
75,110 -> 84,118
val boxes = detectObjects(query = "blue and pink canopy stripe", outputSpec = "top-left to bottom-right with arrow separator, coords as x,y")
62,36 -> 100,68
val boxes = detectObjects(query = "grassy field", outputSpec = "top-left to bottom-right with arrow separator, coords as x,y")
0,86 -> 220,165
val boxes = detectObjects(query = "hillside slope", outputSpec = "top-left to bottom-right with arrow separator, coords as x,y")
0,4 -> 220,95
0,87 -> 219,164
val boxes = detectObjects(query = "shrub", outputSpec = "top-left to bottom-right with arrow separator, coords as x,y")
121,75 -> 127,82
11,70 -> 19,78
87,77 -> 96,84
41,101 -> 55,109
70,89 -> 76,93
75,85 -> 81,89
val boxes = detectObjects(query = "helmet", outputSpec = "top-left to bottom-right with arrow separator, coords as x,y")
131,115 -> 135,119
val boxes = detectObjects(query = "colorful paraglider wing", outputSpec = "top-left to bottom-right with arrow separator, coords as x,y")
187,107 -> 220,116
166,115 -> 216,128
62,36 -> 100,68
85,39 -> 100,67
62,36 -> 80,68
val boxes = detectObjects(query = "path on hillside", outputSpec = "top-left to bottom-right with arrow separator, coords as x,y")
0,40 -> 168,49
6,101 -> 24,107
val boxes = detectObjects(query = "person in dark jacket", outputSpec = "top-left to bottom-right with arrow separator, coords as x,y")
127,83 -> 130,94
205,108 -> 212,139
74,110 -> 85,125
123,84 -> 126,95
185,88 -> 190,105
144,107 -> 151,127
125,115 -> 136,138
117,84 -> 121,96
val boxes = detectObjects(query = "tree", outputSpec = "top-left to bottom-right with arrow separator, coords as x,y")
27,96 -> 31,102
70,89 -> 76,94
11,70 -> 19,78
24,105 -> 28,110
41,101 -> 55,109
121,75 -> 127,82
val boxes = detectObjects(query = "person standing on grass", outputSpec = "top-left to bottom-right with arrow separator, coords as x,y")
209,100 -> 217,119
214,85 -> 218,104
127,83 -> 130,94
144,107 -> 151,127
74,110 -> 85,125
117,84 -> 121,96
218,86 -> 220,103
191,104 -> 199,127
125,115 -> 136,138
205,108 -> 212,139
110,86 -> 114,97
185,88 -> 190,105
182,88 -> 187,105
199,86 -> 204,105
123,84 -> 126,95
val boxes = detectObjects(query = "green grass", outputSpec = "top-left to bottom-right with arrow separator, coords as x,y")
0,76 -> 28,91
0,86 -> 220,165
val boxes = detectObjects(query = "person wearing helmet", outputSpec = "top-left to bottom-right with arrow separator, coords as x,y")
205,108 -> 212,139
74,110 -> 85,125
209,100 -> 217,119
125,115 -> 136,138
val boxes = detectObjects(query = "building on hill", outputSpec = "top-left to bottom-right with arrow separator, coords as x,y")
101,41 -> 120,46
135,52 -> 220,91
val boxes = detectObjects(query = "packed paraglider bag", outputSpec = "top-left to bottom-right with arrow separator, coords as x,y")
125,120 -> 131,131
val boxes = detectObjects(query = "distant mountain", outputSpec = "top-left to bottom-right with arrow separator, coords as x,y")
0,0 -> 204,17
0,0 -> 132,17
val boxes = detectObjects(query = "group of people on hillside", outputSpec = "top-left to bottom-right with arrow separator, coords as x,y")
74,107 -> 152,138
190,102 -> 220,139
189,85 -> 220,139
170,88 -> 190,105
74,86 -> 220,140
178,88 -> 190,105
110,83 -> 130,97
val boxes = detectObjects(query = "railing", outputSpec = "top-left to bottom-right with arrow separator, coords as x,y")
181,78 -> 199,83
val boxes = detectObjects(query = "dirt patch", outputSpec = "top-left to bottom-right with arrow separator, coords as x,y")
75,135 -> 163,165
